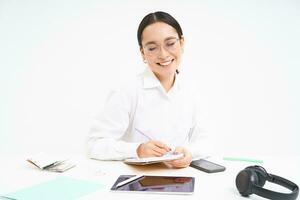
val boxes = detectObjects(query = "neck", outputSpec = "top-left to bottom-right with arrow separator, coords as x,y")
157,74 -> 176,92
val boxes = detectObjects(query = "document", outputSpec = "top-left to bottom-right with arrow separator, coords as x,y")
123,153 -> 184,165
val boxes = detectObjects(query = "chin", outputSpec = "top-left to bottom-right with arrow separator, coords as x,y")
159,68 -> 177,78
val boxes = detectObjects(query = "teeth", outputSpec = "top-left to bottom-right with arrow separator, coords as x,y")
160,60 -> 172,66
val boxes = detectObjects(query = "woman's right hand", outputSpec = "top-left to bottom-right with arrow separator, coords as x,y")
136,140 -> 171,158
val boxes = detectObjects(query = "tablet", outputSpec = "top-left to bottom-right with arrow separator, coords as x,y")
110,175 -> 195,195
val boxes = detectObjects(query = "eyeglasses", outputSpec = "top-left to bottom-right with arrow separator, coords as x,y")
143,38 -> 180,56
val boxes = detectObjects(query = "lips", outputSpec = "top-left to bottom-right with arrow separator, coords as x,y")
157,59 -> 174,67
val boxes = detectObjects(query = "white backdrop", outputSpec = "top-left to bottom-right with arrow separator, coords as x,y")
1,0 -> 299,157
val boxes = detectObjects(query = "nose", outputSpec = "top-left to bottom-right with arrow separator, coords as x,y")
157,45 -> 170,59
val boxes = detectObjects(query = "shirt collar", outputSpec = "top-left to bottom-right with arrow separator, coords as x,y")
140,67 -> 181,91
141,67 -> 160,89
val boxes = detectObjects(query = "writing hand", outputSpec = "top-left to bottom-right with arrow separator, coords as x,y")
137,140 -> 171,158
164,146 -> 192,168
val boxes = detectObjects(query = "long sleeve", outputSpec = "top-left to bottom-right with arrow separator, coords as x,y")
183,85 -> 214,159
87,88 -> 140,160
185,122 -> 214,159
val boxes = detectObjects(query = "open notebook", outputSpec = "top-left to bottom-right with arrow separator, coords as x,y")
123,153 -> 184,165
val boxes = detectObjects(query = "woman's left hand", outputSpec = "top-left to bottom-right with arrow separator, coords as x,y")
164,146 -> 192,168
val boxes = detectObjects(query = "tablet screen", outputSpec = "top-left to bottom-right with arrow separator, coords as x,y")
111,175 -> 195,194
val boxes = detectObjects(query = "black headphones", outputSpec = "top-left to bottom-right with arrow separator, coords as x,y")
236,165 -> 299,200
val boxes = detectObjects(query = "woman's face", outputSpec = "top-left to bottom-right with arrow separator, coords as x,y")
140,22 -> 184,80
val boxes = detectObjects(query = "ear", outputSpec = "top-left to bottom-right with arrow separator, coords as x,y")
140,46 -> 146,61
179,36 -> 185,52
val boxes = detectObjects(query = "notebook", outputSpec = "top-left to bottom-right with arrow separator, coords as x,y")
123,153 -> 184,165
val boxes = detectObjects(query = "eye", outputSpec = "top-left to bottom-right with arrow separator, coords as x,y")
147,46 -> 157,51
166,42 -> 176,47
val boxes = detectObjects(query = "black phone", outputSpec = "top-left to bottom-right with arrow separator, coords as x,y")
190,159 -> 226,173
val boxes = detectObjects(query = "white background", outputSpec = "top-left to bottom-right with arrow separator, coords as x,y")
1,0 -> 299,157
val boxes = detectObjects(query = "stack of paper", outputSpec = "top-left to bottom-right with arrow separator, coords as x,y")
27,153 -> 75,172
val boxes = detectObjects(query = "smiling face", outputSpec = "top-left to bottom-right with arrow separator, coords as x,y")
140,22 -> 184,81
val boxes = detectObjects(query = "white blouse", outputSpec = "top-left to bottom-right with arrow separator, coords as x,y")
87,67 -> 212,160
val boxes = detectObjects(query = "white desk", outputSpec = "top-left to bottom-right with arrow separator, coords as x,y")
1,154 -> 299,200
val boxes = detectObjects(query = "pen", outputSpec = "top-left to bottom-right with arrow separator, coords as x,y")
116,174 -> 144,188
135,128 -> 153,140
0,196 -> 17,200
223,156 -> 263,164
134,128 -> 174,152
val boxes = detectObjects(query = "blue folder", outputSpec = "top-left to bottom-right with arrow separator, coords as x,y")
1,176 -> 104,200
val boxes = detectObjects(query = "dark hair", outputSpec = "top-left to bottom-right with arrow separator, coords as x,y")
137,11 -> 183,47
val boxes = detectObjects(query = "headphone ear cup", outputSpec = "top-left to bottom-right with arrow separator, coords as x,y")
246,166 -> 267,187
236,169 -> 258,197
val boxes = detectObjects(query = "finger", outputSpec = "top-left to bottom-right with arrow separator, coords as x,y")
137,142 -> 163,157
174,157 -> 189,166
149,149 -> 164,157
169,158 -> 189,168
167,151 -> 192,168
152,146 -> 168,156
152,140 -> 171,151
173,147 -> 184,154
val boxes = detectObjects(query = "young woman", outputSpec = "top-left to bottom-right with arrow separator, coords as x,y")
87,11 -> 211,168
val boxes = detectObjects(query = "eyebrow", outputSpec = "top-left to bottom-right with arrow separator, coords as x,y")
144,36 -> 178,46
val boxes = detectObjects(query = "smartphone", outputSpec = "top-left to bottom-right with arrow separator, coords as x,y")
190,159 -> 226,173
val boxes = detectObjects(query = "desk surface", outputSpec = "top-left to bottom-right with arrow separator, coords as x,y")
1,154 -> 299,200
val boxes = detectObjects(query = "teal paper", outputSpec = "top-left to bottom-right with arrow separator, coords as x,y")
2,176 -> 104,200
